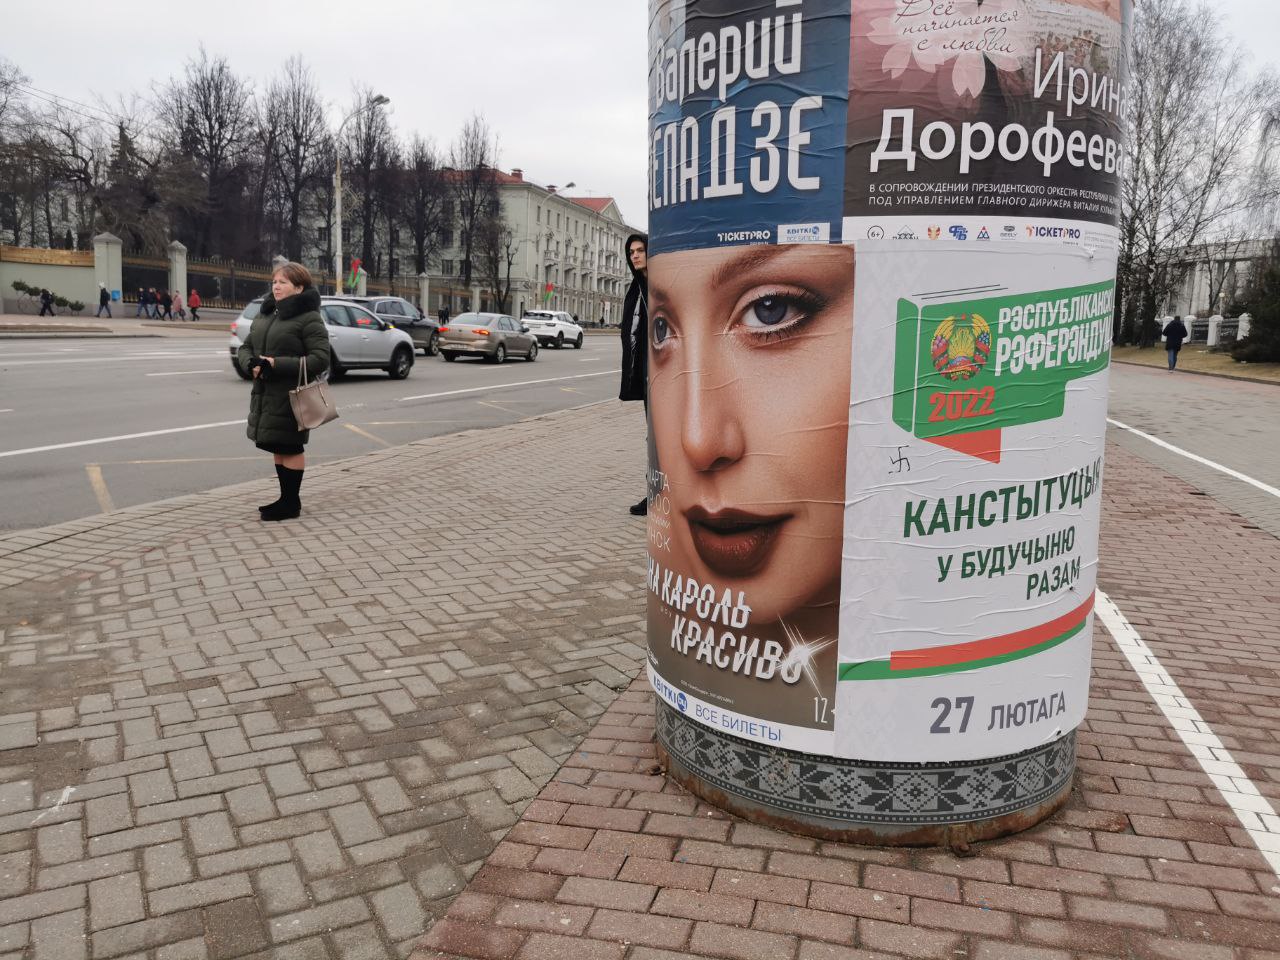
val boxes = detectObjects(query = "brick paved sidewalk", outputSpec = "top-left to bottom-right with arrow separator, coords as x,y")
410,443 -> 1280,960
0,402 -> 649,959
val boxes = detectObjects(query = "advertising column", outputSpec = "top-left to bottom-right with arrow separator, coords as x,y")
647,0 -> 1128,842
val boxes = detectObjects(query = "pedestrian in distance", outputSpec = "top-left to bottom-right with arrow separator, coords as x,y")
148,288 -> 161,318
188,288 -> 201,321
173,289 -> 186,320
96,283 -> 112,318
158,288 -> 174,320
619,232 -> 649,516
1162,316 -> 1189,370
437,305 -> 449,325
38,288 -> 55,316
134,287 -> 147,317
237,261 -> 329,522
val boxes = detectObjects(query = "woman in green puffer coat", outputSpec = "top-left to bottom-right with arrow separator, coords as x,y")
237,261 -> 330,521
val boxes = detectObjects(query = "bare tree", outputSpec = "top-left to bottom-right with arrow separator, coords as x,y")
154,48 -> 258,256
1118,1 -> 1280,343
402,135 -> 448,276
264,57 -> 329,261
448,114 -> 500,289
478,212 -> 518,313
342,86 -> 394,273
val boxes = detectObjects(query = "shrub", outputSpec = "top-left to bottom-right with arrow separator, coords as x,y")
1230,249 -> 1280,363
68,301 -> 85,313
52,294 -> 69,308
10,279 -> 32,295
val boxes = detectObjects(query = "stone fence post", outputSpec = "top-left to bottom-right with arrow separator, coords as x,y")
93,233 -> 123,301
418,272 -> 429,313
167,241 -> 187,301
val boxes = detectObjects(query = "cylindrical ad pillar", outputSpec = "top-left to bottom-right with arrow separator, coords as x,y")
645,0 -> 1129,844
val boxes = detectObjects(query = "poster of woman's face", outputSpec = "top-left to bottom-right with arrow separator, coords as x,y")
646,244 -> 854,728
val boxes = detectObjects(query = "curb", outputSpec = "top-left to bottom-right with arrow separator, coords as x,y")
1112,357 -> 1280,388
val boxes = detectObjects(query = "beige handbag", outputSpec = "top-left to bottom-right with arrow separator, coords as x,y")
289,356 -> 339,429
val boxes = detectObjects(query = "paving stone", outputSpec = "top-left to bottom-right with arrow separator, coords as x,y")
89,871 -> 144,930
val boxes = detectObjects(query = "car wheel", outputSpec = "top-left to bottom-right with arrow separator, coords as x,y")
426,332 -> 439,357
555,332 -> 564,349
442,352 -> 458,362
387,346 -> 413,380
525,341 -> 538,362
232,358 -> 252,380
573,334 -> 584,349
491,343 -> 506,364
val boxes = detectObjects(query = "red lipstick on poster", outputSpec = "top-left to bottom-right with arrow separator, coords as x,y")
685,506 -> 791,578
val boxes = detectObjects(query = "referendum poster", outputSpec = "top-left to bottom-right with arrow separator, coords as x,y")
646,0 -> 1127,763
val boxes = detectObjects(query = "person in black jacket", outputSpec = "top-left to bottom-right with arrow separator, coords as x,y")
237,261 -> 330,522
1162,316 -> 1188,370
619,233 -> 649,515
96,284 -> 111,318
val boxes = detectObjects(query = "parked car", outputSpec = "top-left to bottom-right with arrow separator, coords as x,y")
438,312 -> 537,363
349,296 -> 440,356
521,310 -> 584,349
229,297 -> 416,380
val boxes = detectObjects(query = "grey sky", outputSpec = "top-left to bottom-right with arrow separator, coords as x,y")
6,0 -> 1277,239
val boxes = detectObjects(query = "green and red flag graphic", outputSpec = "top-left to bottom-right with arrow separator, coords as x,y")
892,280 -> 1114,463
543,282 -> 554,304
347,258 -> 362,291
839,592 -> 1095,681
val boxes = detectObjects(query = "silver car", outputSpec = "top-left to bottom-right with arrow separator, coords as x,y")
229,297 -> 417,380
438,312 -> 538,363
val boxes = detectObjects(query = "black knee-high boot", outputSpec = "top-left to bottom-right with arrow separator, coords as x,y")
261,467 -> 303,522
259,464 -> 288,515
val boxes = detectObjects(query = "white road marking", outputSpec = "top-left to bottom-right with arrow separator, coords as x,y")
0,409 -> 13,414
0,420 -> 243,460
1108,418 -> 1280,500
400,369 -> 619,402
145,370 -> 223,377
1096,591 -> 1280,879
578,357 -> 600,362
1,353 -> 223,367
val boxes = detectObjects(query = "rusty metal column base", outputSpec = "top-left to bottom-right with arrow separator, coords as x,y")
654,700 -> 1074,847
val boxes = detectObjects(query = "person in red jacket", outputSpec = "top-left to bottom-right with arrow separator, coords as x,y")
188,288 -> 202,321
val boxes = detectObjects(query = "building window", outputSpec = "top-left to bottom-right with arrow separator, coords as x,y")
442,228 -> 453,247
318,226 -> 330,243
60,196 -> 69,221
390,229 -> 400,246
557,213 -> 561,229
390,257 -> 400,274
536,206 -> 541,223
342,225 -> 351,243
442,259 -> 453,276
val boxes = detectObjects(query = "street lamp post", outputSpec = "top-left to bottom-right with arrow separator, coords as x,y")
333,94 -> 390,295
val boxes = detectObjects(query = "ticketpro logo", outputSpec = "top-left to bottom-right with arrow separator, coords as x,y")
1025,225 -> 1082,240
778,222 -> 830,244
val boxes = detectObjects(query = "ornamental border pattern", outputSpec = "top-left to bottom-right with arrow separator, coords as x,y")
655,702 -> 1075,826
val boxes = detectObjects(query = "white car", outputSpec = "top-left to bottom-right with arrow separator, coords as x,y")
230,297 -> 416,380
521,310 -> 584,349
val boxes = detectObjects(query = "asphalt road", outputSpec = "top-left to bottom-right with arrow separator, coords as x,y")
1104,362 -> 1280,538
2,340 -> 1276,536
0,332 -> 629,532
